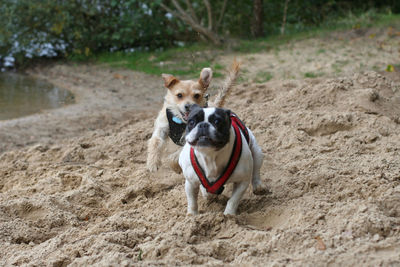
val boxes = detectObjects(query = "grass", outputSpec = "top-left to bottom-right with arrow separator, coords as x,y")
233,11 -> 400,54
332,60 -> 350,74
96,44 -> 224,78
93,10 -> 400,77
137,249 -> 143,261
304,71 -> 325,78
236,68 -> 250,83
255,71 -> 273,83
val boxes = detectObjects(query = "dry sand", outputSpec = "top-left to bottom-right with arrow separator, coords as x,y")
1,27 -> 400,266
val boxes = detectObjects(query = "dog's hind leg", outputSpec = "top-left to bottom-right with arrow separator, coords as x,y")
249,132 -> 270,195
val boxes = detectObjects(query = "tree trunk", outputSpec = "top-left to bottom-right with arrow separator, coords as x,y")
252,0 -> 264,38
281,0 -> 290,35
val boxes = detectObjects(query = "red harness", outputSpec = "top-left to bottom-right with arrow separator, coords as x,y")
190,114 -> 249,194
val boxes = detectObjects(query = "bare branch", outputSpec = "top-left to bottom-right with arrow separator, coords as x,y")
216,0 -> 228,31
160,3 -> 177,16
161,1 -> 196,27
203,0 -> 213,31
160,0 -> 222,45
170,0 -> 194,23
160,3 -> 186,23
185,0 -> 199,24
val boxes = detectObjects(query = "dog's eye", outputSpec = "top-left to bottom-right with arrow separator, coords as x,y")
194,94 -> 200,99
214,119 -> 220,125
188,119 -> 195,127
177,93 -> 183,98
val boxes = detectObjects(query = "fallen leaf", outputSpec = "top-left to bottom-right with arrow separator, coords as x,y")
315,236 -> 326,250
113,73 -> 124,79
386,64 -> 395,72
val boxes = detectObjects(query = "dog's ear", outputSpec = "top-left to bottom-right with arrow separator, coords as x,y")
199,68 -> 212,90
225,109 -> 232,126
224,109 -> 231,118
162,74 -> 179,89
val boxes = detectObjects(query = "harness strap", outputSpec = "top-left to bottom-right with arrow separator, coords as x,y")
230,113 -> 249,143
190,115 -> 248,194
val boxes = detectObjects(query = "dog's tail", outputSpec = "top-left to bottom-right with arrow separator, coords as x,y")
211,59 -> 240,108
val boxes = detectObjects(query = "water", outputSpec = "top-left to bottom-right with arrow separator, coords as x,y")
0,73 -> 74,120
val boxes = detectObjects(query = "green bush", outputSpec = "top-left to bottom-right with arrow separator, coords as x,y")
0,0 -> 186,67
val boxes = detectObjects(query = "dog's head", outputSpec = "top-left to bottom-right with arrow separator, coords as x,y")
163,68 -> 212,122
185,105 -> 231,150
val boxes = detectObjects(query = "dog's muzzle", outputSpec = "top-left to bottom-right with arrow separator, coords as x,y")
189,122 -> 213,146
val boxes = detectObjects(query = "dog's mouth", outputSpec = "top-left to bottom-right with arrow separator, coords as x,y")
198,136 -> 211,142
180,111 -> 190,122
188,135 -> 212,146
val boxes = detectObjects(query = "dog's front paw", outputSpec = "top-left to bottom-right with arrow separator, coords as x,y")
200,185 -> 213,200
187,209 -> 199,215
146,161 -> 160,172
252,183 -> 271,195
223,209 -> 237,216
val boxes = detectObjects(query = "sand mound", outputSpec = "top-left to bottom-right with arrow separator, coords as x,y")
1,71 -> 400,266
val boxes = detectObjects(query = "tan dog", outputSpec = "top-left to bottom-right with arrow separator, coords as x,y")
147,62 -> 239,173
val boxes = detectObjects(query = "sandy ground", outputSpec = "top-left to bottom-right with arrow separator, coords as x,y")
1,27 -> 400,266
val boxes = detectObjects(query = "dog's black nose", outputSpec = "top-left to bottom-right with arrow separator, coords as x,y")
198,122 -> 209,129
184,104 -> 192,111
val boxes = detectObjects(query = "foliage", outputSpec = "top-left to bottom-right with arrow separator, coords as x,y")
0,0 -> 186,67
0,0 -> 399,68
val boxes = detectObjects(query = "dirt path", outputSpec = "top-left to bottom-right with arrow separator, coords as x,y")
220,26 -> 400,83
1,26 -> 400,266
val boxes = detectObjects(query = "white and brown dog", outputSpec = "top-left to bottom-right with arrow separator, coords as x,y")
147,62 -> 239,173
179,105 -> 268,215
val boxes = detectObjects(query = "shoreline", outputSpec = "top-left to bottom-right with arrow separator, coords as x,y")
0,63 -> 164,153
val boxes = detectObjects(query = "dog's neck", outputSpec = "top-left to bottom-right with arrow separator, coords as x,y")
192,127 -> 235,181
